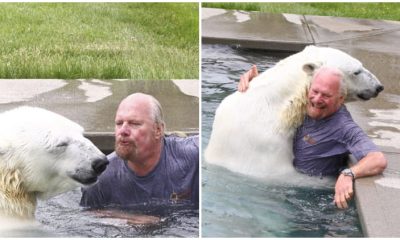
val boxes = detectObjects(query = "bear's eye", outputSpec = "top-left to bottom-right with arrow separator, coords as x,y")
354,70 -> 362,75
48,140 -> 70,154
56,141 -> 69,148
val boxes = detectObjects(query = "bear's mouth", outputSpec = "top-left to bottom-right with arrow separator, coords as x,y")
357,92 -> 375,101
70,175 -> 98,185
357,85 -> 384,101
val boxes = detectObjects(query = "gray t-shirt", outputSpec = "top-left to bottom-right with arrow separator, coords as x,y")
293,105 -> 379,176
80,135 -> 199,208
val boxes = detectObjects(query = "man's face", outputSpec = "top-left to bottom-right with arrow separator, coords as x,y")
114,99 -> 160,162
307,71 -> 344,120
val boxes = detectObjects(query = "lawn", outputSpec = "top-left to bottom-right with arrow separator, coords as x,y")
202,2 -> 400,21
0,3 -> 199,79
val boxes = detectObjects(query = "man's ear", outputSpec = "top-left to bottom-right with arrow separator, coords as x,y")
154,123 -> 165,139
339,95 -> 345,105
303,62 -> 322,76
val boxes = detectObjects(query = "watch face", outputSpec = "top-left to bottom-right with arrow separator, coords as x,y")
342,169 -> 354,178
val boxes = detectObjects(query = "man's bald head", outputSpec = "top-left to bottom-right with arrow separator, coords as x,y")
118,93 -> 165,128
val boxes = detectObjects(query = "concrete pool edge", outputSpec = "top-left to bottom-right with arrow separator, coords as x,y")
202,7 -> 400,52
355,175 -> 386,237
202,7 -> 400,237
355,152 -> 400,237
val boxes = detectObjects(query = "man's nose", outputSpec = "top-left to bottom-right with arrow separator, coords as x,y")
118,122 -> 131,136
311,93 -> 322,103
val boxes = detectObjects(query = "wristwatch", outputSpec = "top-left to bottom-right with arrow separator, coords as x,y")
341,168 -> 355,180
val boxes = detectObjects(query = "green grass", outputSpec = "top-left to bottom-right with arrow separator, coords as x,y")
202,2 -> 400,21
0,3 -> 199,79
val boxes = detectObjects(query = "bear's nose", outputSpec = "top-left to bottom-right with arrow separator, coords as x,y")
92,157 -> 109,175
376,85 -> 384,93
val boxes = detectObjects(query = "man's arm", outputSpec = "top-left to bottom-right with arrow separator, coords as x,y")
238,65 -> 259,92
351,151 -> 387,178
94,209 -> 160,225
334,151 -> 387,208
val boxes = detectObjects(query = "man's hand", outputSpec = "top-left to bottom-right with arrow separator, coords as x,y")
334,174 -> 354,209
238,65 -> 259,92
334,152 -> 387,209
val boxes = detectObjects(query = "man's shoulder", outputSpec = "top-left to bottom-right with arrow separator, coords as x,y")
333,105 -> 353,120
165,134 -> 199,149
163,134 -> 199,164
323,105 -> 356,129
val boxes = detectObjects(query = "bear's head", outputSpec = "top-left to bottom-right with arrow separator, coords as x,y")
302,45 -> 383,102
0,106 -> 109,200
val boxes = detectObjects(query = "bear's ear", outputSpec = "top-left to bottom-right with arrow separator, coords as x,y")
302,62 -> 322,76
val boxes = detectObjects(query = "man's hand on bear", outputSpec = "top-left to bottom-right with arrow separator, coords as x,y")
238,65 -> 259,93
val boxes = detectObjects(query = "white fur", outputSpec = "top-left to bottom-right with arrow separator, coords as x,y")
205,46 -> 383,179
0,106 -> 106,232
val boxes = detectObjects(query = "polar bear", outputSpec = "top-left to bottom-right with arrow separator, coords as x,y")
0,106 -> 108,232
204,45 -> 383,179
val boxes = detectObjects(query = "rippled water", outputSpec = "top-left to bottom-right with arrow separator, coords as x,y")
201,44 -> 362,237
35,189 -> 198,237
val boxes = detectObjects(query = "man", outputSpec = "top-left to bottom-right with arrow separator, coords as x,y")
239,65 -> 387,209
80,93 -> 199,208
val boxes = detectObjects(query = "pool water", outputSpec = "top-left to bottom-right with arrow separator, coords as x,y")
201,44 -> 363,237
35,188 -> 198,237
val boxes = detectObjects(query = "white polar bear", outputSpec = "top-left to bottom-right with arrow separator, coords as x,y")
0,106 -> 108,232
205,46 -> 383,179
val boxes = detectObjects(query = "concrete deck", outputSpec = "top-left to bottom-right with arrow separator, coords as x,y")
0,79 -> 199,154
202,8 -> 400,237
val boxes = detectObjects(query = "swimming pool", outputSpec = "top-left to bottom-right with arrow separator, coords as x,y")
201,44 -> 362,237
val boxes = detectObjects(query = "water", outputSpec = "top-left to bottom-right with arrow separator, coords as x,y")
35,188 -> 198,237
201,44 -> 362,237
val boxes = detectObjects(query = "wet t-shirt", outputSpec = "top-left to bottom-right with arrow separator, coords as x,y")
293,105 -> 379,176
80,135 -> 199,208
